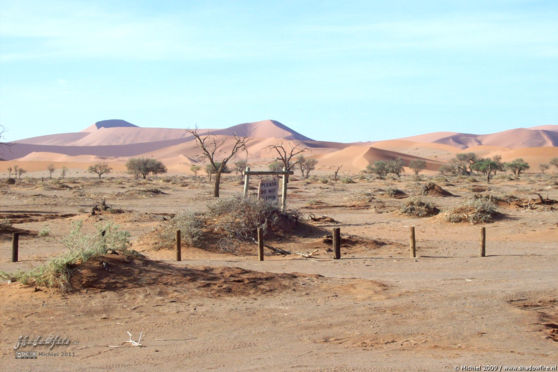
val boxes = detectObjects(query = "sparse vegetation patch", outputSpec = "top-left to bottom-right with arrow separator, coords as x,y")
400,198 -> 440,217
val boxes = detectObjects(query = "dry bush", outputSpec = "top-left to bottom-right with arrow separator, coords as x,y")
158,196 -> 301,252
158,211 -> 206,249
446,198 -> 500,224
208,196 -> 299,241
400,198 -> 439,217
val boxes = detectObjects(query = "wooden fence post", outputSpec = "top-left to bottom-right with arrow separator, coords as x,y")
480,227 -> 486,257
243,167 -> 250,198
12,232 -> 19,263
333,228 -> 341,259
257,228 -> 264,261
281,167 -> 288,212
410,226 -> 416,258
176,230 -> 181,261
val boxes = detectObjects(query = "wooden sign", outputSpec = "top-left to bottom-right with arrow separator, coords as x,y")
258,178 -> 279,203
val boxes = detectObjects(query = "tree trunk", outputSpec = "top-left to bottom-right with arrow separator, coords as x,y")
213,171 -> 221,197
98,174 -> 102,179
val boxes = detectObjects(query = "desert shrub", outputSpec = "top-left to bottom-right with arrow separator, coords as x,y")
208,196 -> 298,241
446,198 -> 499,224
6,178 -> 15,184
158,196 -> 300,252
39,226 -> 50,237
400,198 -> 439,217
341,177 -> 355,184
1,221 -> 131,290
158,211 -> 206,249
320,177 -> 329,184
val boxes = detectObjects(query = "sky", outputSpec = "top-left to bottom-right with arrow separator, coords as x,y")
1,0 -> 557,142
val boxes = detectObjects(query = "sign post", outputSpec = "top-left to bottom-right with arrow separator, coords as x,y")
258,178 -> 279,204
243,167 -> 293,212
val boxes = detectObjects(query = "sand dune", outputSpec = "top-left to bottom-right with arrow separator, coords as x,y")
529,125 -> 558,132
210,120 -> 312,141
371,140 -> 460,162
3,119 -> 558,174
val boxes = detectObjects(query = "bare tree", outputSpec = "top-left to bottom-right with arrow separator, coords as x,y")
333,165 -> 342,181
47,164 -> 55,179
269,143 -> 306,181
296,155 -> 318,178
188,129 -> 247,197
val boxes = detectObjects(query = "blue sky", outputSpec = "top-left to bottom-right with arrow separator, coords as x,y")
1,0 -> 557,142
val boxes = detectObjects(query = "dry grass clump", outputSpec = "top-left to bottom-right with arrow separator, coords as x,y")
446,198 -> 500,224
400,198 -> 439,217
0,221 -> 133,290
158,196 -> 300,252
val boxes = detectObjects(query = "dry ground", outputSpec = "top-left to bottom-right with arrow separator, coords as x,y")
0,173 -> 557,371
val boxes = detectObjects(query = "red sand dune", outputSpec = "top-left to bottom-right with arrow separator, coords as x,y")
2,119 -> 558,174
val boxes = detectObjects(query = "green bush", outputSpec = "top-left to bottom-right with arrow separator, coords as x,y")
446,198 -> 499,224
1,221 -> 131,290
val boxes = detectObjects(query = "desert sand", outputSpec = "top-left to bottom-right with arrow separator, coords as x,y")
0,170 -> 557,371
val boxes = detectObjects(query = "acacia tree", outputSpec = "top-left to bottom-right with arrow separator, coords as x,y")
190,164 -> 201,178
366,161 -> 388,179
188,129 -> 247,197
269,143 -> 306,181
268,161 -> 282,172
409,159 -> 427,178
539,163 -> 549,174
386,158 -> 404,178
505,158 -> 530,178
88,162 -> 112,179
550,158 -> 558,171
296,155 -> 318,178
471,158 -> 504,183
126,158 -> 166,179
234,160 -> 248,179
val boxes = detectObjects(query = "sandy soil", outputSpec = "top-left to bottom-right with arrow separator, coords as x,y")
0,174 -> 557,371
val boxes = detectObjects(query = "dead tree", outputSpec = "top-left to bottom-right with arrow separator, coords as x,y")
269,143 -> 306,182
188,129 -> 247,197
